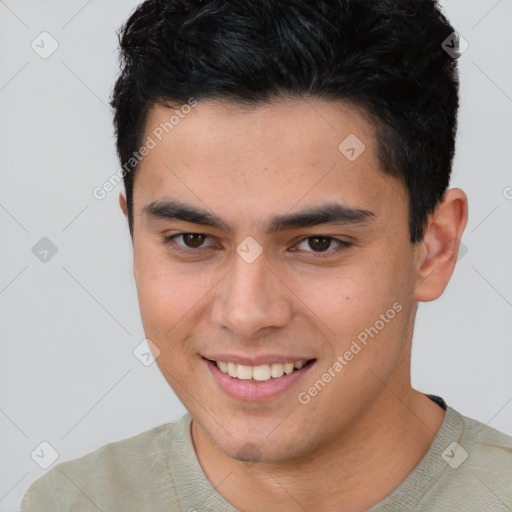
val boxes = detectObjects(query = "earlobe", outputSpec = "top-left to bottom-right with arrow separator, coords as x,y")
413,188 -> 468,302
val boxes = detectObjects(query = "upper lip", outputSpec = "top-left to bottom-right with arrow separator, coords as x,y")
202,354 -> 316,366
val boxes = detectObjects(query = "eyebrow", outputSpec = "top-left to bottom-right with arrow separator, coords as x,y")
143,200 -> 376,233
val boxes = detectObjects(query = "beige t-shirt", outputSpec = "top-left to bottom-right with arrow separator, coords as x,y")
22,399 -> 512,511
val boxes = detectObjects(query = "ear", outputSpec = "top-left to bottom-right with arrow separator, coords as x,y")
413,188 -> 468,302
119,192 -> 135,275
119,192 -> 128,218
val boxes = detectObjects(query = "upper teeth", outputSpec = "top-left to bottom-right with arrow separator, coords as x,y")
216,360 -> 307,381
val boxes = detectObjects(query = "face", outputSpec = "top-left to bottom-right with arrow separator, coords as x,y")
128,97 -> 422,463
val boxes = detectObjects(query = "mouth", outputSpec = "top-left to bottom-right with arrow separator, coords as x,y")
202,356 -> 317,401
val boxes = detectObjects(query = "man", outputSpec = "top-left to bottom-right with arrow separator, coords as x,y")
22,0 -> 512,510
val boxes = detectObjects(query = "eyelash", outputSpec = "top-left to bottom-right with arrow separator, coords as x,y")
161,232 -> 352,258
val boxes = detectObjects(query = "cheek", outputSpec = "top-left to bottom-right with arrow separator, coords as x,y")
133,242 -> 218,345
288,255 -> 409,359
133,244 -> 186,332
137,273 -> 195,332
289,265 -> 385,328
133,256 -> 202,379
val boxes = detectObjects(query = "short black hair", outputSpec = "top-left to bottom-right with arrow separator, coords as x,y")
111,0 -> 459,243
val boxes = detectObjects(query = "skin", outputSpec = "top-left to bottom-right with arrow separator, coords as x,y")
119,97 -> 468,512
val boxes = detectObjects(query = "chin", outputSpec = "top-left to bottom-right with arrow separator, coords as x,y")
212,429 -> 310,466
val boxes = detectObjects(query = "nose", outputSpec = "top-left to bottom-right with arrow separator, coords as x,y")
211,248 -> 293,339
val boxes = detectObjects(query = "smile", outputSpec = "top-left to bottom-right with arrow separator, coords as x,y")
214,360 -> 311,382
203,356 -> 316,401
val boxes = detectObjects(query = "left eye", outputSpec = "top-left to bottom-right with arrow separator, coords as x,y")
295,236 -> 348,255
167,233 -> 216,250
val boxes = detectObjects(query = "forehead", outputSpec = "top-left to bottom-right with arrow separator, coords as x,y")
142,97 -> 376,164
134,97 -> 406,226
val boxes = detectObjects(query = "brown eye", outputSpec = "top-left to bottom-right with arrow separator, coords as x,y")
294,236 -> 351,258
162,232 -> 215,252
182,233 -> 206,248
307,236 -> 332,252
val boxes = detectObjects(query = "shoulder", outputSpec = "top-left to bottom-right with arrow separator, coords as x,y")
458,412 -> 512,470
429,409 -> 512,510
22,422 -> 177,511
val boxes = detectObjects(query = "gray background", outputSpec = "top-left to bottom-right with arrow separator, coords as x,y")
1,1 -> 511,509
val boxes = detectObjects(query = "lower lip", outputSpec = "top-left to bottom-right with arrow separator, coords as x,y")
205,358 -> 316,401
